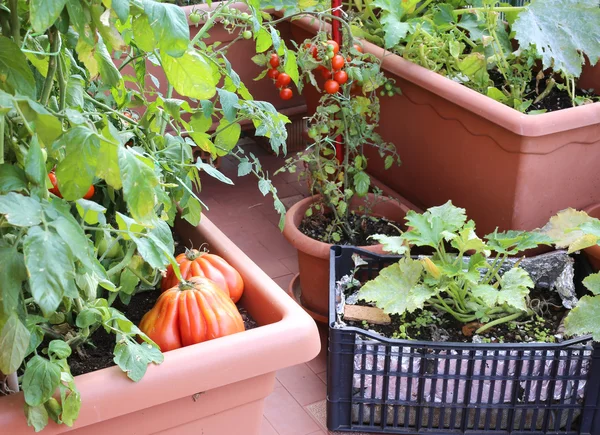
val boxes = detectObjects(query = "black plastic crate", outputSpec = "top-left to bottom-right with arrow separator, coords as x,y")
328,246 -> 600,435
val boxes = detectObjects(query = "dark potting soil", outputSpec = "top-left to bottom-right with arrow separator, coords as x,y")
343,287 -> 568,345
488,69 -> 597,113
299,212 -> 402,245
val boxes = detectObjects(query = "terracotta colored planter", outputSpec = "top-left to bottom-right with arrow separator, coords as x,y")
0,216 -> 320,434
583,203 -> 600,271
289,17 -> 600,236
283,193 -> 416,320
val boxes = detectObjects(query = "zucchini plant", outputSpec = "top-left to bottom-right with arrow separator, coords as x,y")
0,0 -> 287,431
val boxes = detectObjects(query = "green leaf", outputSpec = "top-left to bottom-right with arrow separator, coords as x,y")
143,0 -> 189,57
162,50 -> 217,100
214,120 -> 241,156
513,0 -> 600,77
25,403 -> 49,432
55,126 -> 100,200
450,222 -> 489,254
50,216 -> 97,272
565,295 -> 600,340
237,160 -> 252,177
497,267 -> 533,311
353,171 -> 370,197
66,75 -> 85,108
369,234 -> 408,256
76,308 -> 102,328
132,13 -> 156,52
358,258 -> 433,315
540,208 -> 594,248
384,155 -> 394,170
118,147 -> 158,224
15,99 -> 62,147
75,36 -> 121,87
134,220 -> 174,270
258,178 -> 271,196
284,50 -> 299,86
217,88 -> 239,122
111,0 -> 130,22
458,53 -> 490,88
113,339 -> 163,382
0,241 -> 27,315
61,391 -> 81,427
30,0 -> 67,33
485,229 -> 552,255
0,37 -> 36,98
119,268 -> 139,296
97,126 -> 122,190
255,28 -> 272,53
583,272 -> 600,295
0,164 -> 28,193
371,0 -> 412,48
25,136 -> 47,193
196,160 -> 233,185
23,356 -> 61,406
23,226 -> 77,314
402,201 -> 466,248
472,285 -> 498,307
0,192 -> 43,226
0,314 -> 30,374
48,340 -> 71,360
182,197 -> 202,226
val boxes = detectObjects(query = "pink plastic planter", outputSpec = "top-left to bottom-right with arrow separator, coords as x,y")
288,16 -> 600,236
0,216 -> 321,434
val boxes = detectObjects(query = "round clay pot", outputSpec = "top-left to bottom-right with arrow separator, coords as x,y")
583,203 -> 600,270
283,193 -> 415,321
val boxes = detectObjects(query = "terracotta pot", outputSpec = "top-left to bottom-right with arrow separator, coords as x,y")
288,17 -> 600,236
0,216 -> 320,434
283,193 -> 416,320
583,203 -> 600,270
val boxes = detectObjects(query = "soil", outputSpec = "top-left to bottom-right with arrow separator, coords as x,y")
488,70 -> 597,113
299,212 -> 403,246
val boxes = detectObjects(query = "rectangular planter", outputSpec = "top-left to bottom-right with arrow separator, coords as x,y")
0,216 -> 321,434
328,246 -> 600,434
289,18 -> 600,235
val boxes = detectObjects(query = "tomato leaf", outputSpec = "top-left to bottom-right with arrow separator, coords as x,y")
217,88 -> 239,122
25,403 -> 49,432
214,120 -> 241,156
23,356 -> 62,406
353,171 -> 370,197
0,37 -> 36,98
118,147 -> 158,224
0,192 -> 43,227
162,50 -> 217,100
142,0 -> 189,58
23,226 -> 77,314
48,340 -> 71,360
30,0 -> 67,33
0,241 -> 27,316
61,391 -> 81,427
0,164 -> 28,194
0,314 -> 30,374
113,338 -> 163,382
15,99 -> 62,147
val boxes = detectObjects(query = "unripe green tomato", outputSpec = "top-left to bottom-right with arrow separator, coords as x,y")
223,19 -> 230,26
327,52 -> 334,59
98,238 -> 122,259
307,127 -> 318,139
240,12 -> 250,20
319,124 -> 329,134
189,12 -> 201,24
222,6 -> 230,13
387,90 -> 394,97
384,82 -> 393,91
242,30 -> 252,39
380,91 -> 386,96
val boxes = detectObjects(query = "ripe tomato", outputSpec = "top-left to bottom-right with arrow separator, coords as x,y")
324,79 -> 340,94
162,249 -> 244,303
83,185 -> 95,200
334,70 -> 348,85
326,40 -> 339,55
317,65 -> 332,79
276,73 -> 291,88
267,68 -> 280,79
331,54 -> 345,70
269,53 -> 280,68
279,87 -> 293,100
48,172 -> 62,198
353,43 -> 363,53
304,42 -> 319,60
140,277 -> 245,352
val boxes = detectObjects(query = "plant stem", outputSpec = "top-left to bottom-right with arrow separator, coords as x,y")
127,265 -> 157,287
476,311 -> 523,334
454,6 -> 524,15
57,53 -> 67,112
83,94 -> 139,125
39,29 -> 60,106
8,0 -> 19,46
0,12 -> 10,38
107,244 -> 136,277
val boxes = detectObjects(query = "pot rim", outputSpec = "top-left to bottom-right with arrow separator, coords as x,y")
0,215 -> 321,433
286,14 -> 600,139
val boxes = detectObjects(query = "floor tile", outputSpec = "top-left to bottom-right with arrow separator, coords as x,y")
280,255 -> 299,274
306,347 -> 327,377
263,384 -> 320,435
276,363 -> 327,406
261,417 -> 279,435
317,371 -> 327,384
273,274 -> 295,292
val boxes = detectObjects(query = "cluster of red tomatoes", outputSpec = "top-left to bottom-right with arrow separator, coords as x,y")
266,53 -> 294,100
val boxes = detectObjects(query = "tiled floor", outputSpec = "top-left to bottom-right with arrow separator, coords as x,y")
201,138 -> 360,435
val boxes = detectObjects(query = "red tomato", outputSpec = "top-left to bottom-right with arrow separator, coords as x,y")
304,42 -> 319,60
275,73 -> 291,88
334,70 -> 348,85
331,54 -> 345,70
83,185 -> 95,200
162,250 -> 244,303
140,277 -> 245,352
353,43 -> 363,53
326,40 -> 340,55
48,173 -> 62,198
317,65 -> 332,79
324,79 -> 340,94
269,53 -> 280,68
279,87 -> 293,100
267,68 -> 280,79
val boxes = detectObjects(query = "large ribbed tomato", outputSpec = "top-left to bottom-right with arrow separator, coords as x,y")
161,249 -> 244,303
140,277 -> 245,352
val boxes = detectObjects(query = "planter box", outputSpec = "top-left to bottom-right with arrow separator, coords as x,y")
289,17 -> 600,235
0,216 -> 320,434
328,246 -> 600,434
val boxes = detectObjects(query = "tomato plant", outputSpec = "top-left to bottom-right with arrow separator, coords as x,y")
0,0 -> 290,431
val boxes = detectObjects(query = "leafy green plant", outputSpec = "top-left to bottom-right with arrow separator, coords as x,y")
357,201 -> 552,334
254,10 -> 401,244
345,0 -> 600,112
0,0 -> 288,430
541,208 -> 600,341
